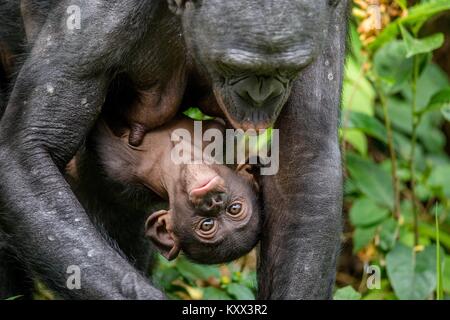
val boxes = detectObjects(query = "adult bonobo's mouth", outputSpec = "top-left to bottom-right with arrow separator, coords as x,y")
213,74 -> 293,131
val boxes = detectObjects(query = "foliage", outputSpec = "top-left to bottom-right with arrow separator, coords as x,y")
339,0 -> 450,300
153,254 -> 257,300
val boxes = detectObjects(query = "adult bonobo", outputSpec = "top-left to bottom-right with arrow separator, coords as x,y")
0,0 -> 348,299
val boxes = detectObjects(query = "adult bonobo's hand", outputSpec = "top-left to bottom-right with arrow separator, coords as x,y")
0,1 -> 165,299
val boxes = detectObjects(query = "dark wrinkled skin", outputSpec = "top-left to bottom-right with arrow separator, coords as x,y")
0,0 -> 348,299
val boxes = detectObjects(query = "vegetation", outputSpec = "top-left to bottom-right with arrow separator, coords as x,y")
154,0 -> 450,300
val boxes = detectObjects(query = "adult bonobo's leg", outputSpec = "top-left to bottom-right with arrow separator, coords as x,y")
258,1 -> 349,299
0,1 -> 163,299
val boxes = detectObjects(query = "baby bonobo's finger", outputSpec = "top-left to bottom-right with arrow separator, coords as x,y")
128,123 -> 148,146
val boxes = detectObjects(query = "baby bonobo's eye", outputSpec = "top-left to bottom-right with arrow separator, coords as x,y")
200,218 -> 215,231
226,202 -> 246,220
196,218 -> 217,239
227,203 -> 242,215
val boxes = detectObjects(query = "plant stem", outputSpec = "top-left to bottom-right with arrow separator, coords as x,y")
378,82 -> 401,220
409,54 -> 420,247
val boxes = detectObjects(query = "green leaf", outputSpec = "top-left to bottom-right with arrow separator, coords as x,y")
342,129 -> 368,156
373,40 -> 413,93
183,107 -> 215,121
353,226 -> 377,253
425,87 -> 450,110
386,244 -> 437,300
175,257 -> 220,283
350,197 -> 390,227
346,111 -> 388,144
346,153 -> 394,209
394,0 -> 407,10
379,218 -> 398,251
226,283 -> 255,300
5,295 -> 23,300
153,268 -> 181,290
400,25 -> 444,58
203,287 -> 233,300
428,165 -> 450,198
333,286 -> 362,300
369,0 -> 450,51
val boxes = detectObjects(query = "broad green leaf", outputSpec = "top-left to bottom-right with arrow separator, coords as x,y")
346,111 -> 387,144
346,153 -> 394,209
333,286 -> 362,300
342,129 -> 368,156
350,197 -> 390,227
386,97 -> 413,135
386,244 -> 436,300
353,226 -> 377,253
373,41 -> 413,93
425,87 -> 450,109
400,25 -> 444,58
428,165 -> 450,198
226,283 -> 255,300
379,218 -> 398,251
203,287 -> 232,300
175,257 -> 220,283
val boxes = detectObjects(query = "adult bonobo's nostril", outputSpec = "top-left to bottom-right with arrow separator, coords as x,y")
235,76 -> 285,108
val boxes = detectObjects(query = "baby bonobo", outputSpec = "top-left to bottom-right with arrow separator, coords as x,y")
94,117 -> 260,264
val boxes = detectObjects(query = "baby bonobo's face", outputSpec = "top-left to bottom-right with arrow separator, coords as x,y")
145,164 -> 260,264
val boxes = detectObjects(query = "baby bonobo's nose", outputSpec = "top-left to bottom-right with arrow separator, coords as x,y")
196,191 -> 228,214
189,176 -> 227,214
207,192 -> 227,209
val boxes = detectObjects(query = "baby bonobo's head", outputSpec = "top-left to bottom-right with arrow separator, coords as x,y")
145,163 -> 260,265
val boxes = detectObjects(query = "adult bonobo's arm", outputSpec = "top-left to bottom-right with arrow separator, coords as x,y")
0,1 -> 163,299
258,1 -> 349,299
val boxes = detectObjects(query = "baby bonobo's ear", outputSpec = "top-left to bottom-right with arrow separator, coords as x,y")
236,164 -> 260,192
145,210 -> 181,261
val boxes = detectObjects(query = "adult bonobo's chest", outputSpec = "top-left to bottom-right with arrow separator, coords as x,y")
114,0 -> 333,134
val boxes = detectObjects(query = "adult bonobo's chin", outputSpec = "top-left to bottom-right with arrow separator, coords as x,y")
173,0 -> 330,131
